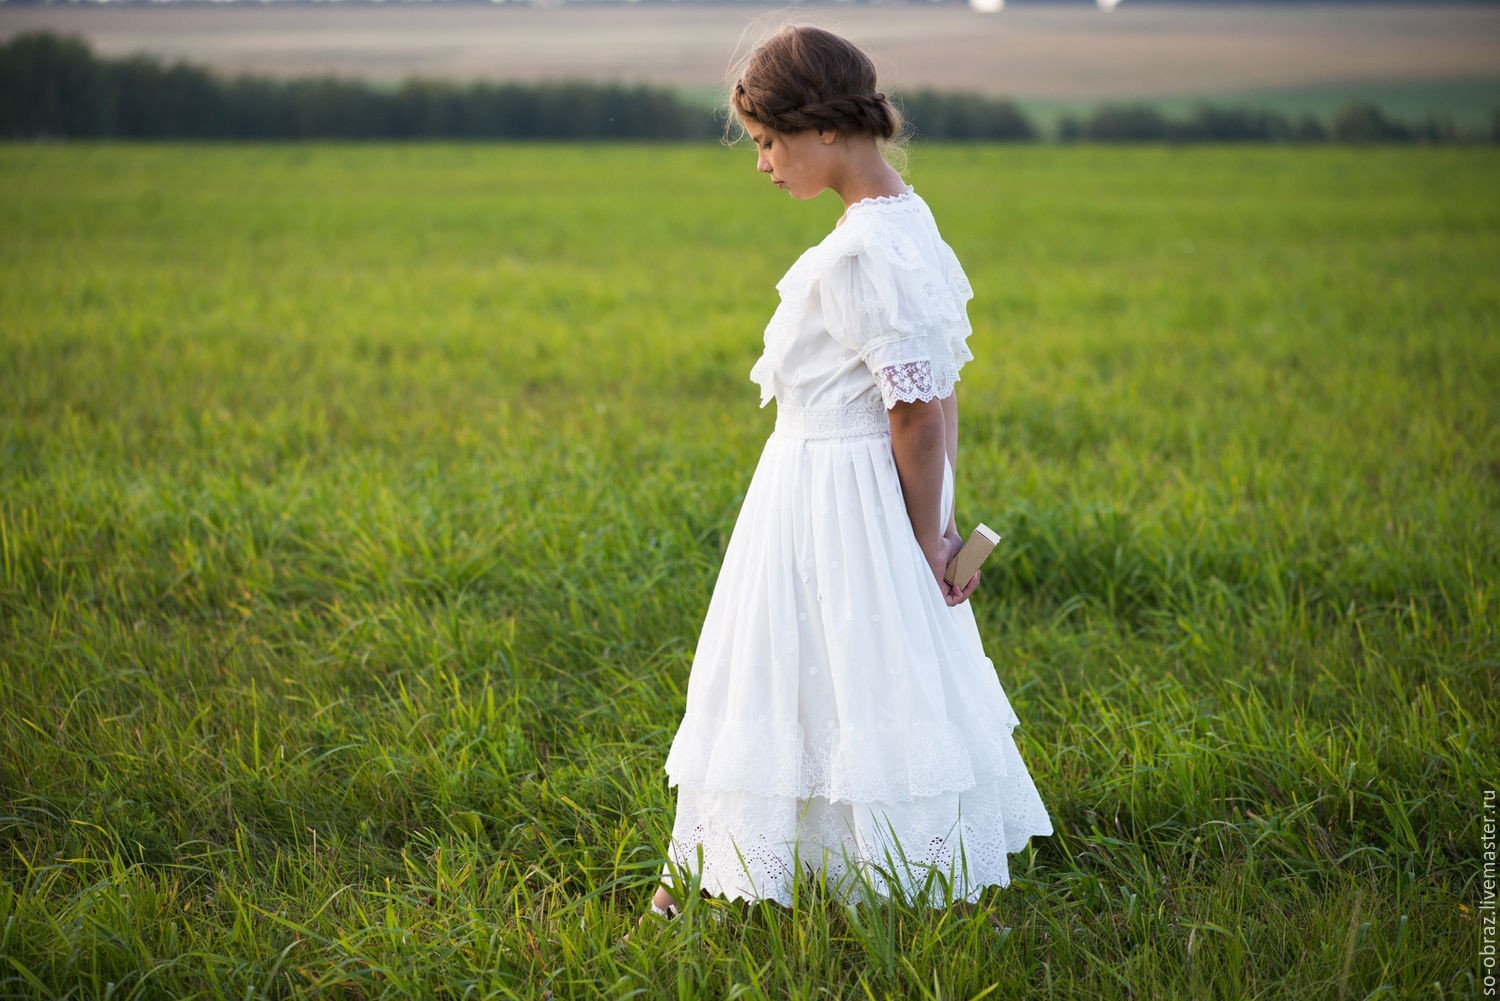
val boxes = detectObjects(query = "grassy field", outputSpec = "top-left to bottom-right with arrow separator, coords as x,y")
1,142 -> 1496,999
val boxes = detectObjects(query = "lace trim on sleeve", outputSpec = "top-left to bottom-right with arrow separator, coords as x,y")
876,360 -> 944,407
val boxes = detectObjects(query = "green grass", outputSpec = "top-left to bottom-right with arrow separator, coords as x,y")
1,142 -> 1496,999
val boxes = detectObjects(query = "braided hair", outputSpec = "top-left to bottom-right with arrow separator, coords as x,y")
729,26 -> 904,143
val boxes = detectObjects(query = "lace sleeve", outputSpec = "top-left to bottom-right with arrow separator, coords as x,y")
875,360 -> 942,407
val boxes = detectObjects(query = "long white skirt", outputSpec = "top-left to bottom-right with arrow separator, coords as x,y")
661,424 -> 1052,908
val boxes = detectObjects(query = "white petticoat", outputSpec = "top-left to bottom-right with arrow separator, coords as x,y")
660,407 -> 1052,908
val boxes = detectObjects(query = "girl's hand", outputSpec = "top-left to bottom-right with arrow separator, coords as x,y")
927,529 -> 980,607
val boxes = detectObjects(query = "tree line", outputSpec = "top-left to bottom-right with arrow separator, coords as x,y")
0,33 -> 707,140
2,33 -> 1491,144
1056,101 -> 1477,144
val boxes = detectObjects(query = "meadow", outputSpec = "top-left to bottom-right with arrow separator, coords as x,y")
0,142 -> 1496,999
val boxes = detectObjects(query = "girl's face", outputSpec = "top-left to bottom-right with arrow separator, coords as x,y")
743,120 -> 838,201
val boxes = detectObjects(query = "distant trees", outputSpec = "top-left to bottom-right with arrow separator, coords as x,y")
1059,104 -> 1325,142
1,33 -> 1490,145
898,89 -> 1036,142
1329,101 -> 1458,144
0,33 -> 713,140
1059,101 -> 1471,144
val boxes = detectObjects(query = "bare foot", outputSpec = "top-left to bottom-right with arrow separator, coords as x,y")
618,886 -> 680,945
651,886 -> 680,913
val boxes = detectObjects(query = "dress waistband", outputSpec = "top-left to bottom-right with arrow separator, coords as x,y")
774,398 -> 890,440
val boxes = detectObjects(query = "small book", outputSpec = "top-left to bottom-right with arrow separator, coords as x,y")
944,523 -> 1001,588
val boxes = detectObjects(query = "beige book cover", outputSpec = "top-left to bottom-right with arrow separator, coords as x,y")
944,523 -> 1001,588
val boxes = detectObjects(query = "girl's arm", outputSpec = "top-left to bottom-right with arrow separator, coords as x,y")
889,395 -> 979,607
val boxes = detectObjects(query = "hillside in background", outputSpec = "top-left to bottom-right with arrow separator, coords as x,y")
2,0 -> 1496,121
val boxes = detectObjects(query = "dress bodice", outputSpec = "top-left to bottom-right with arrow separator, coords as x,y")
749,188 -> 975,424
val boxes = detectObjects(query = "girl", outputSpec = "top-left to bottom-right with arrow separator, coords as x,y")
640,24 -> 1051,929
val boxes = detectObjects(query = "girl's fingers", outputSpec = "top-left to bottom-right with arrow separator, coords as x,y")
950,570 -> 980,605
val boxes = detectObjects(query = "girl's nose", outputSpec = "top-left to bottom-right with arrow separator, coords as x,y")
757,154 -> 771,173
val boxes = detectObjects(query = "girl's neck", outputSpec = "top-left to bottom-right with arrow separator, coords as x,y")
825,135 -> 907,212
835,163 -> 908,211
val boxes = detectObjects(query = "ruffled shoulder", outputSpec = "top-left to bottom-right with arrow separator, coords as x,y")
820,210 -> 973,352
749,194 -> 974,407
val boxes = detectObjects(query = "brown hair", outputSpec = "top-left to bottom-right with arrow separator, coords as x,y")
728,26 -> 904,143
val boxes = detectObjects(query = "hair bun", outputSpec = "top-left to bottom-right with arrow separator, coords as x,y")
728,25 -> 905,145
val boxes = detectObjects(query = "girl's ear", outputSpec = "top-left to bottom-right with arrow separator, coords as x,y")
819,129 -> 838,145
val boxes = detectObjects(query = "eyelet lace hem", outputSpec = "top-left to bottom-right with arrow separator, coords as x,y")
660,779 -> 1053,909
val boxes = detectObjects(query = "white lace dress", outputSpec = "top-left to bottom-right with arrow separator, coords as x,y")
661,188 -> 1052,908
